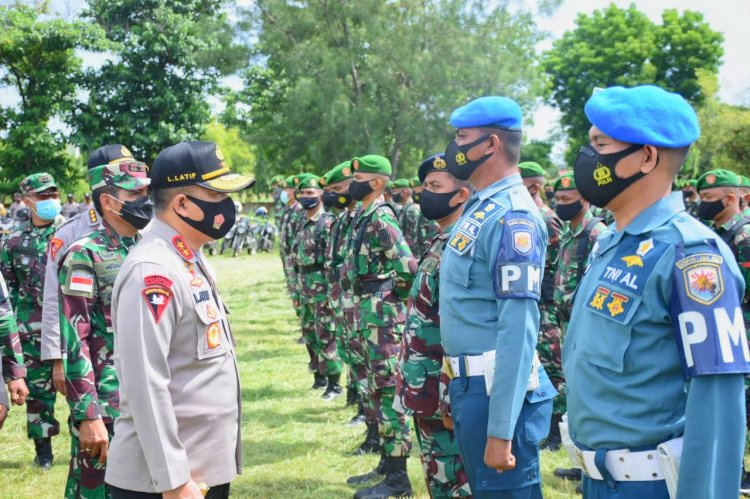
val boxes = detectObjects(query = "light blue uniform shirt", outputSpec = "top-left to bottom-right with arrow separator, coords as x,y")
440,174 -> 556,440
564,192 -> 749,498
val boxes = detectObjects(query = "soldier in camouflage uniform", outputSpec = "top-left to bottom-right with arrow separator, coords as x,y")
695,169 -> 750,489
394,154 -> 472,498
740,175 -> 750,218
0,172 -> 63,468
518,161 -> 563,451
345,155 -> 416,499
322,162 -> 366,414
271,174 -> 286,227
393,179 -> 420,251
549,173 -> 607,483
293,174 -> 344,399
1,266 -> 29,418
58,160 -> 151,498
409,178 -> 440,257
279,175 -> 305,322
681,178 -> 701,218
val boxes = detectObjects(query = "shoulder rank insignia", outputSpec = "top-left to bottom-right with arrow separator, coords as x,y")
172,236 -> 195,261
448,199 -> 502,255
88,209 -> 99,225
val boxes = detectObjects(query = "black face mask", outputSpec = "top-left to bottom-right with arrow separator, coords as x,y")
697,198 -> 726,221
323,191 -> 352,209
177,195 -> 236,240
682,190 -> 693,201
392,192 -> 403,203
412,191 -> 422,203
419,189 -> 463,221
545,190 -> 555,200
108,194 -> 154,230
445,134 -> 491,181
348,180 -> 374,201
573,144 -> 646,208
298,196 -> 320,210
555,200 -> 584,222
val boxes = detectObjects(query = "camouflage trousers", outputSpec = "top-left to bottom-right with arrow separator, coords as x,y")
283,256 -> 301,318
20,332 -> 60,439
358,323 -> 411,457
537,323 -> 565,415
301,301 -> 343,376
345,310 -> 378,423
65,420 -> 114,499
414,417 -> 472,498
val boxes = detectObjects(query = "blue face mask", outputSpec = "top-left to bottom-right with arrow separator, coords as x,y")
280,190 -> 289,204
35,199 -> 61,221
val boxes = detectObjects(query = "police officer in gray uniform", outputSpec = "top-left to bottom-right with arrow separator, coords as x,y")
40,145 -> 129,392
106,141 -> 255,499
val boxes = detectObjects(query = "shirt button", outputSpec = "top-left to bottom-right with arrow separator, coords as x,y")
481,480 -> 488,487
595,256 -> 603,262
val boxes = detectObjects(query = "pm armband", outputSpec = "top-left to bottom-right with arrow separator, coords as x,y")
493,211 -> 544,300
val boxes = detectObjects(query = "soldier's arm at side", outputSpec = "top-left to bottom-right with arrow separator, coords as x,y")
58,248 -> 102,420
41,235 -> 65,361
0,275 -> 23,380
113,262 -> 191,492
377,211 -> 416,298
676,373 -> 745,499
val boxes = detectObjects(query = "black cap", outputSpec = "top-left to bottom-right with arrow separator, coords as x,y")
87,144 -> 135,170
151,141 -> 255,193
418,153 -> 449,183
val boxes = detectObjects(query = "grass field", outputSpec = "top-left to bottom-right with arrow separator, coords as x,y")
0,251 -> 581,498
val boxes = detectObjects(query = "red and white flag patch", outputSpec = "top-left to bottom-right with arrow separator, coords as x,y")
69,271 -> 95,293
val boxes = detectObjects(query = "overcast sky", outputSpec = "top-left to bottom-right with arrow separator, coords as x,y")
1,0 -> 748,146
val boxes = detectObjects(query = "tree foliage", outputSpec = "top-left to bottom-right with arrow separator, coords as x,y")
226,0 -> 546,182
543,4 -> 724,163
0,2 -> 104,194
70,0 -> 249,164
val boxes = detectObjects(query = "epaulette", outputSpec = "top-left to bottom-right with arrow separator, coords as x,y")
672,212 -> 710,248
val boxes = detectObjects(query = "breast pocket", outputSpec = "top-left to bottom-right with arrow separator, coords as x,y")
577,284 -> 642,373
195,299 -> 230,360
444,250 -> 473,288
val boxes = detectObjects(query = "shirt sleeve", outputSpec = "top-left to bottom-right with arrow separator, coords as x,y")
59,246 -> 101,421
487,210 -> 546,439
112,261 -> 191,491
41,235 -> 66,361
0,350 -> 8,409
0,273 -> 23,380
377,209 -> 416,299
676,373 -> 746,499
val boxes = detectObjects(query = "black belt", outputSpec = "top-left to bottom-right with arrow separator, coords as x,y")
354,277 -> 395,295
298,263 -> 324,274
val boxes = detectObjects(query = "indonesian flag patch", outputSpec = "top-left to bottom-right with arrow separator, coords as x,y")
69,271 -> 95,294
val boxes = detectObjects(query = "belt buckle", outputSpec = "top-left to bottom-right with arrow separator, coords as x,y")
444,357 -> 456,380
463,356 -> 471,377
575,447 -> 590,477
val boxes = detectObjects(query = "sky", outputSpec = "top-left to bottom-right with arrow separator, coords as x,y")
1,0 -> 748,147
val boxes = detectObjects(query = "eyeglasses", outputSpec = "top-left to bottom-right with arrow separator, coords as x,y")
32,191 -> 60,201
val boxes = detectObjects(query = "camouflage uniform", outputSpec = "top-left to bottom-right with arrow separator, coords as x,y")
59,160 -> 149,499
0,173 -> 61,440
294,208 -> 342,376
280,202 -> 304,318
394,226 -> 470,498
551,210 -> 606,415
413,212 -> 440,259
348,201 -> 416,457
536,203 -> 563,405
0,273 -> 25,382
399,201 -> 421,251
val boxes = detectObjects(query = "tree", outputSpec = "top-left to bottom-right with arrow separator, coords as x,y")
227,0 -> 546,183
70,0 -> 249,164
519,140 -> 556,176
543,4 -> 723,163
691,71 -> 750,177
0,3 -> 104,194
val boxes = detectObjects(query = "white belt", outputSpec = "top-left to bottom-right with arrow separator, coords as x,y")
448,353 -> 489,377
573,446 -> 664,481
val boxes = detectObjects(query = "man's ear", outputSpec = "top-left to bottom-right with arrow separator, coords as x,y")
173,193 -> 190,216
641,145 -> 659,174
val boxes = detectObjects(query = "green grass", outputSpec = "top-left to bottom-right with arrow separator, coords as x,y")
0,251 -> 580,498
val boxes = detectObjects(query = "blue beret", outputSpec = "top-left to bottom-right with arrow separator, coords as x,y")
450,96 -> 522,131
585,85 -> 700,148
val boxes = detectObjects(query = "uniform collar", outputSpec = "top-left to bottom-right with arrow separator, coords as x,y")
571,209 -> 594,237
624,192 -> 684,236
472,173 -> 523,203
149,218 -> 197,262
719,212 -> 745,231
101,218 -> 138,250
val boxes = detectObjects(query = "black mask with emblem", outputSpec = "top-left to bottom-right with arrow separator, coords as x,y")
573,144 -> 646,208
445,134 -> 492,181
298,196 -> 320,210
176,195 -> 236,240
323,191 -> 352,209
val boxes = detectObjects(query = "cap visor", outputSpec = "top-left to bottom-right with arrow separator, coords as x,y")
199,173 -> 256,193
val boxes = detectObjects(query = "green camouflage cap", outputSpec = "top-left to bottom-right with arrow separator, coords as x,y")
553,173 -> 577,192
322,162 -> 353,187
351,155 -> 392,176
518,161 -> 546,178
88,161 -> 151,191
392,179 -> 410,189
697,169 -> 741,191
20,173 -> 57,194
296,173 -> 321,191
